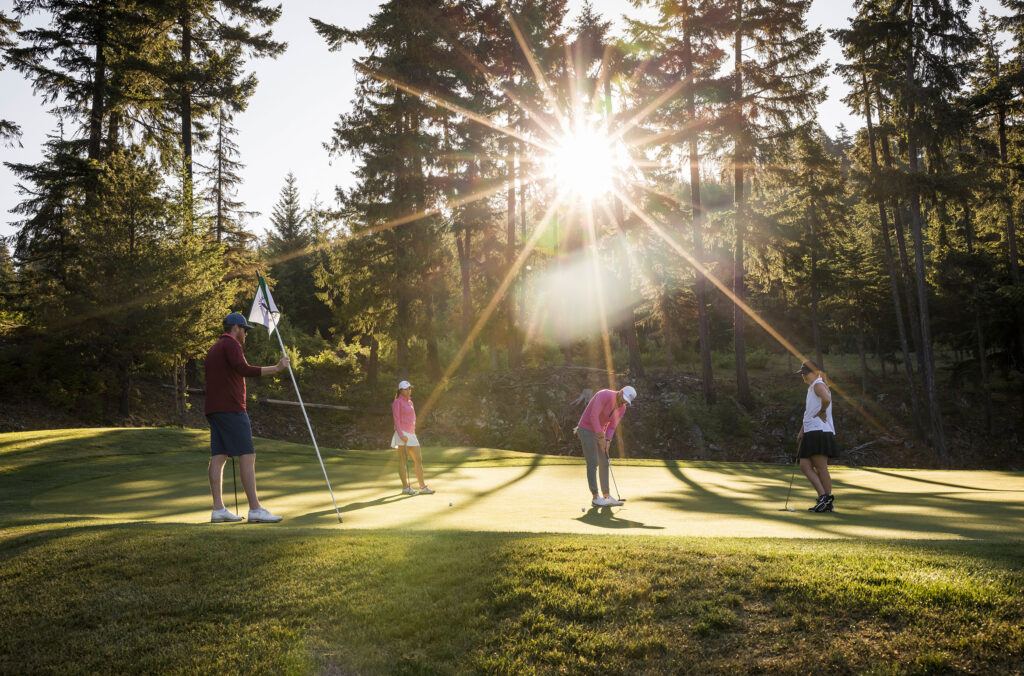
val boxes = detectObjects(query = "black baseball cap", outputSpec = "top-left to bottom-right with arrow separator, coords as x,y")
795,360 -> 821,375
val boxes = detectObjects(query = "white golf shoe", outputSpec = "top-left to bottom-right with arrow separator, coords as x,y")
211,508 -> 244,523
606,497 -> 624,506
247,507 -> 283,523
592,496 -> 613,507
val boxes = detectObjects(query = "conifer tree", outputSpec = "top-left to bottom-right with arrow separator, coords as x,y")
834,2 -> 926,431
627,0 -> 730,399
137,0 -> 283,213
723,0 -> 825,406
982,3 -> 1024,371
0,239 -> 15,317
888,0 -> 976,459
197,104 -> 256,285
759,126 -> 847,368
313,0 -> 469,377
0,10 -> 22,146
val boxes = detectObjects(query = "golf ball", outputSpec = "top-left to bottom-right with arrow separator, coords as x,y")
582,507 -> 586,512
789,507 -> 795,512
449,501 -> 453,507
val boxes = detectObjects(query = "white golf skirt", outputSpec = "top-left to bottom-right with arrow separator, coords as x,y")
391,432 -> 420,448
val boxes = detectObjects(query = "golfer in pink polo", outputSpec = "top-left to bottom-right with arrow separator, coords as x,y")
576,386 -> 636,507
391,380 -> 434,496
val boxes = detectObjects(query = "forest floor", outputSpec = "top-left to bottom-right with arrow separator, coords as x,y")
1,427 -> 1022,673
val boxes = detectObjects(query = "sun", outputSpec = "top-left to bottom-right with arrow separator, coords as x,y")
549,122 -> 627,201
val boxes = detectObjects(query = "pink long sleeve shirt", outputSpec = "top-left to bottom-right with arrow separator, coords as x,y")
392,395 -> 416,435
577,389 -> 627,441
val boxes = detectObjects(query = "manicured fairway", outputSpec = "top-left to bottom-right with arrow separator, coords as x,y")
5,427 -> 1023,539
2,428 -> 1023,674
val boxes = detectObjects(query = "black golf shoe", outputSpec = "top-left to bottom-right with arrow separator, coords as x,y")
808,494 -> 827,512
812,494 -> 835,513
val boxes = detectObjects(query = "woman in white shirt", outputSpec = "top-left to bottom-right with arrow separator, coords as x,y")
796,360 -> 838,512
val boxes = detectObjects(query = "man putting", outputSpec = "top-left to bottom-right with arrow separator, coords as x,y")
576,385 -> 637,507
205,312 -> 289,523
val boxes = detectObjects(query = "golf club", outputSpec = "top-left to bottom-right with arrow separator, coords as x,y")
231,456 -> 239,514
779,442 -> 799,511
602,441 -> 626,502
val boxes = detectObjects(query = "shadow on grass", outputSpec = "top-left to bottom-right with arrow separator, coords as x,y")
654,459 -> 1024,541
574,505 -> 664,530
858,466 -> 1019,492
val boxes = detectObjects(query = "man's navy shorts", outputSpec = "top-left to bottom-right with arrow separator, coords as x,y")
206,412 -> 255,457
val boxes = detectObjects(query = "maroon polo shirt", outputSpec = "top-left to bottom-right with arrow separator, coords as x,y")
204,333 -> 263,414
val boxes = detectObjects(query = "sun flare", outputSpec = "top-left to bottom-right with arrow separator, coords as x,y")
549,124 -> 627,201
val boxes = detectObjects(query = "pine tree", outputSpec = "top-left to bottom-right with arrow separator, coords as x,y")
723,0 -> 826,406
483,0 -> 571,371
834,2 -> 926,433
0,10 -> 22,146
197,103 -> 256,298
0,239 -> 15,317
136,0 -> 283,215
313,0 -> 471,378
627,0 -> 730,399
8,0 -> 144,187
984,3 -> 1024,373
759,126 -> 847,367
889,0 -> 976,460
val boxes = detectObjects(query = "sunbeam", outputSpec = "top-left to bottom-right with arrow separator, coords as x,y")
356,64 -> 553,153
418,192 -> 568,419
501,3 -> 571,134
614,185 -> 898,441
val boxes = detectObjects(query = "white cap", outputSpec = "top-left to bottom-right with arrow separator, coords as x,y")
621,385 -> 637,405
398,380 -> 412,390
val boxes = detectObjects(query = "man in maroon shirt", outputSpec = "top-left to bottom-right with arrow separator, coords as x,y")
205,312 -> 289,523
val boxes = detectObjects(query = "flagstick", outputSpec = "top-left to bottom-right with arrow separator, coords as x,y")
273,328 -> 343,524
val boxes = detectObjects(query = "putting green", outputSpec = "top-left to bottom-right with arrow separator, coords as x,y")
7,428 -> 1024,540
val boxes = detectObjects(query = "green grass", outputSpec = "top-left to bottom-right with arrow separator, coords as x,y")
1,428 -> 1023,674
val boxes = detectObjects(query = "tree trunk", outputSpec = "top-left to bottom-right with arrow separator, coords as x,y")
366,333 -> 379,388
88,17 -> 106,163
964,202 -> 993,434
425,294 -> 441,381
809,202 -> 823,368
117,362 -> 131,419
880,127 -> 928,390
215,107 -> 225,243
661,285 -> 675,374
996,102 -> 1024,370
857,307 -> 868,395
516,164 -> 528,365
864,80 -> 924,431
505,151 -> 518,368
904,11 -> 947,458
604,75 -> 644,378
682,7 -> 715,403
456,226 -> 472,340
732,0 -> 752,406
179,7 -> 193,194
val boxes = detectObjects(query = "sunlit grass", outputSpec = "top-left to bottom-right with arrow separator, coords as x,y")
1,527 -> 1022,674
1,428 -> 1023,672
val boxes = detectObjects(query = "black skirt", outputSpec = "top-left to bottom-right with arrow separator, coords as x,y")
798,430 -> 839,459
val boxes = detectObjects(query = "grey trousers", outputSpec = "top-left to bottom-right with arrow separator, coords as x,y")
576,426 -> 610,496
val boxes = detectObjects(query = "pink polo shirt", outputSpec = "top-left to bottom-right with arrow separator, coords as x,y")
577,389 -> 627,440
392,395 -> 416,435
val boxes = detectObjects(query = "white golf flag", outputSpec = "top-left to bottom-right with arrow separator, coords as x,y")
249,273 -> 280,335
